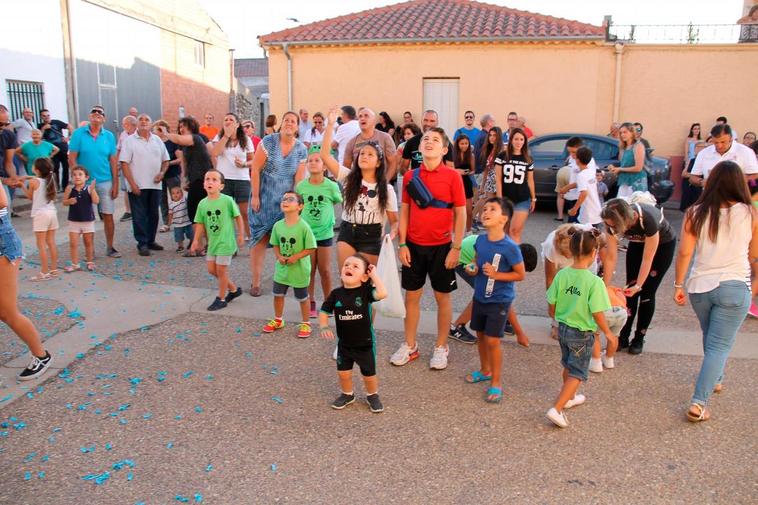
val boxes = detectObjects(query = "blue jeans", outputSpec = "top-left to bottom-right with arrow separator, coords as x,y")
689,280 -> 751,406
128,189 -> 161,248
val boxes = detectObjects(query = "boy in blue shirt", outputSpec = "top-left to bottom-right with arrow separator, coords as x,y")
464,197 -> 525,403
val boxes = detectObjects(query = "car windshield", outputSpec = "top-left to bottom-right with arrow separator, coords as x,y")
530,138 -> 566,157
584,138 -> 619,160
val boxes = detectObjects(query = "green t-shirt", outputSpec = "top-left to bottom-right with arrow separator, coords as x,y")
270,218 -> 317,288
458,234 -> 478,265
20,141 -> 56,174
194,194 -> 240,256
546,267 -> 611,332
296,177 -> 343,241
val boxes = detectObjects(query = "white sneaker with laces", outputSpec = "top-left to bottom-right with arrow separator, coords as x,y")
546,407 -> 569,428
564,393 -> 586,409
601,352 -> 615,369
390,343 -> 419,366
429,345 -> 449,370
589,357 -> 603,374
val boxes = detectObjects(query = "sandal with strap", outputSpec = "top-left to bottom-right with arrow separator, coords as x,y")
86,261 -> 96,271
686,403 -> 710,423
30,272 -> 53,282
485,386 -> 503,403
64,264 -> 82,273
49,268 -> 61,276
465,370 -> 492,384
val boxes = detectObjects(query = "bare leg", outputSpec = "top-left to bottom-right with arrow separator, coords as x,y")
556,194 -> 565,220
249,235 -> 269,290
465,198 -> 473,232
403,288 -> 423,348
68,232 -> 79,266
35,232 -> 48,274
0,259 -> 45,356
592,336 -> 602,359
476,331 -> 491,375
453,300 -> 473,327
83,233 -> 95,262
433,290 -> 452,348
238,201 -> 250,241
554,368 -> 582,412
102,214 -> 115,250
508,307 -> 529,347
317,246 -> 332,299
363,375 -> 378,395
486,335 -> 503,397
299,299 -> 310,323
273,295 -> 284,319
46,230 -> 58,271
338,370 -> 353,393
509,210 -> 528,244
308,250 -> 318,302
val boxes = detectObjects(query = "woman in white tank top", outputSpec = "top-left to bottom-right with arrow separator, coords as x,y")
673,160 -> 758,423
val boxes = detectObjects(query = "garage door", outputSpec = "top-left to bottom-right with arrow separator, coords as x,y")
422,78 -> 459,140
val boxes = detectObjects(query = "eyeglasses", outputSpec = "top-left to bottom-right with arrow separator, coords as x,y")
90,109 -> 104,115
281,196 -> 298,203
464,116 -> 474,120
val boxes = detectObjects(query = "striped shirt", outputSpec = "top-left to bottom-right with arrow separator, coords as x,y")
168,196 -> 191,227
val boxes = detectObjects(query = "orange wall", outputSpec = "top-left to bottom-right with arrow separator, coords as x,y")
267,41 -> 758,160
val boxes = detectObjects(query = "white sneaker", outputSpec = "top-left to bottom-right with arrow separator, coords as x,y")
332,346 -> 338,361
564,393 -> 586,409
429,345 -> 449,370
601,352 -> 615,369
390,343 -> 419,366
546,407 -> 569,428
589,357 -> 603,374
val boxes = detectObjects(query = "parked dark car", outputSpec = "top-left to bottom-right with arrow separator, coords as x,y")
529,133 -> 673,204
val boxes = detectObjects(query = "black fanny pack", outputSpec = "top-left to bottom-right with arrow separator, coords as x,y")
405,169 -> 453,209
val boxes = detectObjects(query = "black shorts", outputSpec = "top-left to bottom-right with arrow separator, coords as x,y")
316,237 -> 333,247
401,241 -> 457,293
337,344 -> 376,377
470,299 -> 512,337
221,179 -> 252,204
455,263 -> 475,288
337,222 -> 382,256
462,174 -> 474,199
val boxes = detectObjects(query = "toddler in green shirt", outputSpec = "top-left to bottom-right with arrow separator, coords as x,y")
263,191 -> 317,338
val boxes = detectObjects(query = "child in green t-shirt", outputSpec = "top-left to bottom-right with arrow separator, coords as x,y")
545,228 -> 616,428
296,150 -> 343,318
263,191 -> 317,338
192,170 -> 244,311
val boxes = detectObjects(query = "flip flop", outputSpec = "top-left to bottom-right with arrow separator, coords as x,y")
465,371 -> 492,384
64,264 -> 82,273
686,403 -> 710,423
485,386 -> 503,403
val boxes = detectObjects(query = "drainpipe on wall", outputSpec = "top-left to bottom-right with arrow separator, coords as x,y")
282,43 -> 293,111
60,0 -> 79,125
229,48 -> 236,113
612,43 -> 624,123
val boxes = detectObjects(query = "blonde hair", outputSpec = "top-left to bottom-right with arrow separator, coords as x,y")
553,224 -> 577,258
601,198 -> 635,235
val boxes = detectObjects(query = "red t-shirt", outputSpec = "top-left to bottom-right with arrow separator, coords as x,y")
402,162 -> 466,246
250,135 -> 262,151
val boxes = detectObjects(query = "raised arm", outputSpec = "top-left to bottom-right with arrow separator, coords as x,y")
320,107 -> 345,180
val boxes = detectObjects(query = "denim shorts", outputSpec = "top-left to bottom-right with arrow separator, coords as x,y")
95,180 -> 115,215
173,224 -> 194,243
0,215 -> 23,262
513,199 -> 532,212
558,322 -> 595,382
272,280 -> 309,301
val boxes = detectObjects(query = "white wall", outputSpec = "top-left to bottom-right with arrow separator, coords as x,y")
0,0 -> 68,121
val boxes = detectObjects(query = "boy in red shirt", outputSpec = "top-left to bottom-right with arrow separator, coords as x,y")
391,127 -> 467,370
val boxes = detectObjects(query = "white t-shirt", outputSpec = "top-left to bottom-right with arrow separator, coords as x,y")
12,118 -> 35,144
541,223 -> 599,273
687,203 -> 752,293
212,136 -> 254,181
692,141 -> 758,180
340,178 -> 398,225
303,128 -> 325,146
564,157 -> 580,200
575,163 -> 602,225
118,133 -> 170,190
334,120 -> 360,165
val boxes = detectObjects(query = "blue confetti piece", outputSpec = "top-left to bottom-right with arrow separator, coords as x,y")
235,327 -> 242,333
194,494 -> 203,503
166,441 -> 174,449
175,495 -> 189,503
38,471 -> 45,479
0,395 -> 12,403
118,403 -> 131,412
129,377 -> 143,386
59,368 -> 72,378
271,463 -> 277,471
175,415 -> 182,421
194,406 -> 203,414
13,422 -> 26,431
182,370 -> 194,379
41,455 -> 49,462
205,464 -> 213,472
271,396 -> 284,404
24,471 -> 31,481
95,471 -> 111,485
104,344 -> 112,351
76,353 -> 85,359
68,309 -> 81,318
205,374 -> 214,381
124,348 -> 130,356
53,306 -> 65,315
270,366 -> 279,375
119,418 -> 128,425
23,452 -> 37,462
143,413 -> 153,420
139,326 -> 149,332
105,443 -> 113,450
127,471 -> 133,481
80,445 -> 96,453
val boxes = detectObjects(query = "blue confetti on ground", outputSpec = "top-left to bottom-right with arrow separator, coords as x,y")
271,396 -> 284,404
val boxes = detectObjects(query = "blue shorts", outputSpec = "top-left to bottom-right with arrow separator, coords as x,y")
272,280 -> 309,301
470,299 -> 511,337
0,215 -> 23,262
173,224 -> 194,243
95,180 -> 115,215
558,322 -> 595,382
513,199 -> 531,212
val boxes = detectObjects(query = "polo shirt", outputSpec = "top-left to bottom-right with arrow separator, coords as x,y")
334,120 -> 360,165
12,118 -> 35,144
401,162 -> 466,246
69,125 -> 117,182
118,133 -> 169,190
691,141 -> 758,180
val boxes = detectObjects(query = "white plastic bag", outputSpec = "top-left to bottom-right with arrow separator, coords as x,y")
374,235 -> 406,318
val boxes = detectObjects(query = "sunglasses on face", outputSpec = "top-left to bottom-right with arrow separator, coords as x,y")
90,109 -> 104,116
464,116 -> 473,120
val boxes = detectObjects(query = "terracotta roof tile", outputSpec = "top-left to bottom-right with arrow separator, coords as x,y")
259,0 -> 604,46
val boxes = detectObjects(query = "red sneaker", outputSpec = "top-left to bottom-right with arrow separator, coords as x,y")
263,318 -> 285,333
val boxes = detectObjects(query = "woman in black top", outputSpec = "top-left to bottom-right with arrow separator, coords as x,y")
376,112 -> 396,143
453,134 -> 475,232
494,128 -> 535,243
601,198 -> 677,354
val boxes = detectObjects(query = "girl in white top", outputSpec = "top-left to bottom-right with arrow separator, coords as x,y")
321,106 -> 398,267
211,113 -> 254,240
674,160 -> 758,423
20,158 -> 59,280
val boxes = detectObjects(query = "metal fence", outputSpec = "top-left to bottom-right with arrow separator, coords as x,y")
6,80 -> 45,123
607,24 -> 754,44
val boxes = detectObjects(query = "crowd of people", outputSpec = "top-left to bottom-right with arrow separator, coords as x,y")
0,102 -> 756,425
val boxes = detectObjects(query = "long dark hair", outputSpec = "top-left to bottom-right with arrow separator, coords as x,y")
34,157 -> 56,203
480,126 -> 503,166
454,134 -> 473,170
688,122 -> 701,140
343,142 -> 389,215
178,117 -> 200,135
223,112 -> 248,150
378,112 -> 395,130
686,160 -> 751,242
505,127 -> 533,164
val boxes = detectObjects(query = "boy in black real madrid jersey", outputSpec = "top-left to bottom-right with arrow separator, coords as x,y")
320,254 -> 387,413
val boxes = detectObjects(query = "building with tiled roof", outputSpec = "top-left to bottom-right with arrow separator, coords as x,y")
258,0 -> 757,174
